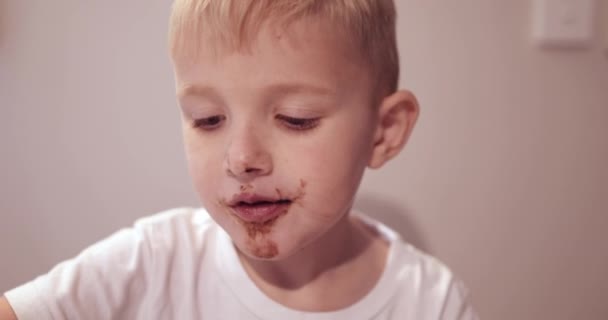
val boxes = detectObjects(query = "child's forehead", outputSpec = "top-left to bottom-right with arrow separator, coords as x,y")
171,21 -> 380,110
173,33 -> 371,104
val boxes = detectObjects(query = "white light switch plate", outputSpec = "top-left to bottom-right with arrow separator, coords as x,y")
532,0 -> 596,48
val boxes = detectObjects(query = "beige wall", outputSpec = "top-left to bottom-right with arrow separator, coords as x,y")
1,1 -> 607,319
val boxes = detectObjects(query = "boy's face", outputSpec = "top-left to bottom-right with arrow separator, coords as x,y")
173,19 -> 380,260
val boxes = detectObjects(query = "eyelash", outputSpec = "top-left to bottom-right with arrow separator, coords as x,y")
192,115 -> 225,130
275,115 -> 320,131
191,115 -> 320,132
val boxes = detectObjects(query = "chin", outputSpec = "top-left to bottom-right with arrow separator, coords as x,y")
233,232 -> 292,260
233,225 -> 315,262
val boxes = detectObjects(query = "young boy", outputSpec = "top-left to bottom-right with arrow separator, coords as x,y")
1,0 -> 478,319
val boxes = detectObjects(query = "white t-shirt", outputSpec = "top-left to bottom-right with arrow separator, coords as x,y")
5,208 -> 478,319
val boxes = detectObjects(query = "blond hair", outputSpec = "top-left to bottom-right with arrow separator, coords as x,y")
169,0 -> 399,93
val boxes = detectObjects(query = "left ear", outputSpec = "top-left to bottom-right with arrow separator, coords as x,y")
368,90 -> 420,169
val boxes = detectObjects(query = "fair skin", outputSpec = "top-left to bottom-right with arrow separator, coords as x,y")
173,17 -> 419,311
0,296 -> 17,320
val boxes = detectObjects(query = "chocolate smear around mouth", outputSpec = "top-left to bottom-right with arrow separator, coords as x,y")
220,180 -> 309,259
239,203 -> 289,238
240,205 -> 288,259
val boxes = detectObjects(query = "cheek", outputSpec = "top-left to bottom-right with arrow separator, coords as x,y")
303,125 -> 373,177
183,131 -> 223,198
294,127 -> 373,210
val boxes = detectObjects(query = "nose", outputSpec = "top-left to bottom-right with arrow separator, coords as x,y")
224,128 -> 273,181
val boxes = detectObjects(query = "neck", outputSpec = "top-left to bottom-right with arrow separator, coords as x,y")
236,212 -> 388,311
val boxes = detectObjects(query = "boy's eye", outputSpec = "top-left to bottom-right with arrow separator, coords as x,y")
276,115 -> 320,131
193,115 -> 226,130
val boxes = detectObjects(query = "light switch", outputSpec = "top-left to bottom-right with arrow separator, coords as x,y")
532,0 -> 596,48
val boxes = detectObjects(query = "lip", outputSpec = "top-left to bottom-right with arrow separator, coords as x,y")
227,193 -> 292,223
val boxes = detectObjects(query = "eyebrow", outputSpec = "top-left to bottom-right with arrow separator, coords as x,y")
178,85 -> 225,105
177,82 -> 335,101
264,83 -> 335,98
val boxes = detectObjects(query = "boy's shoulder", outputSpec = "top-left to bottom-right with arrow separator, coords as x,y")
2,208 -> 222,319
127,206 -> 217,252
356,211 -> 453,275
133,206 -> 213,229
356,212 -> 472,316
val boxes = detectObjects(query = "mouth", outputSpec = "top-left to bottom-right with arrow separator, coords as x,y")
227,195 -> 293,223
